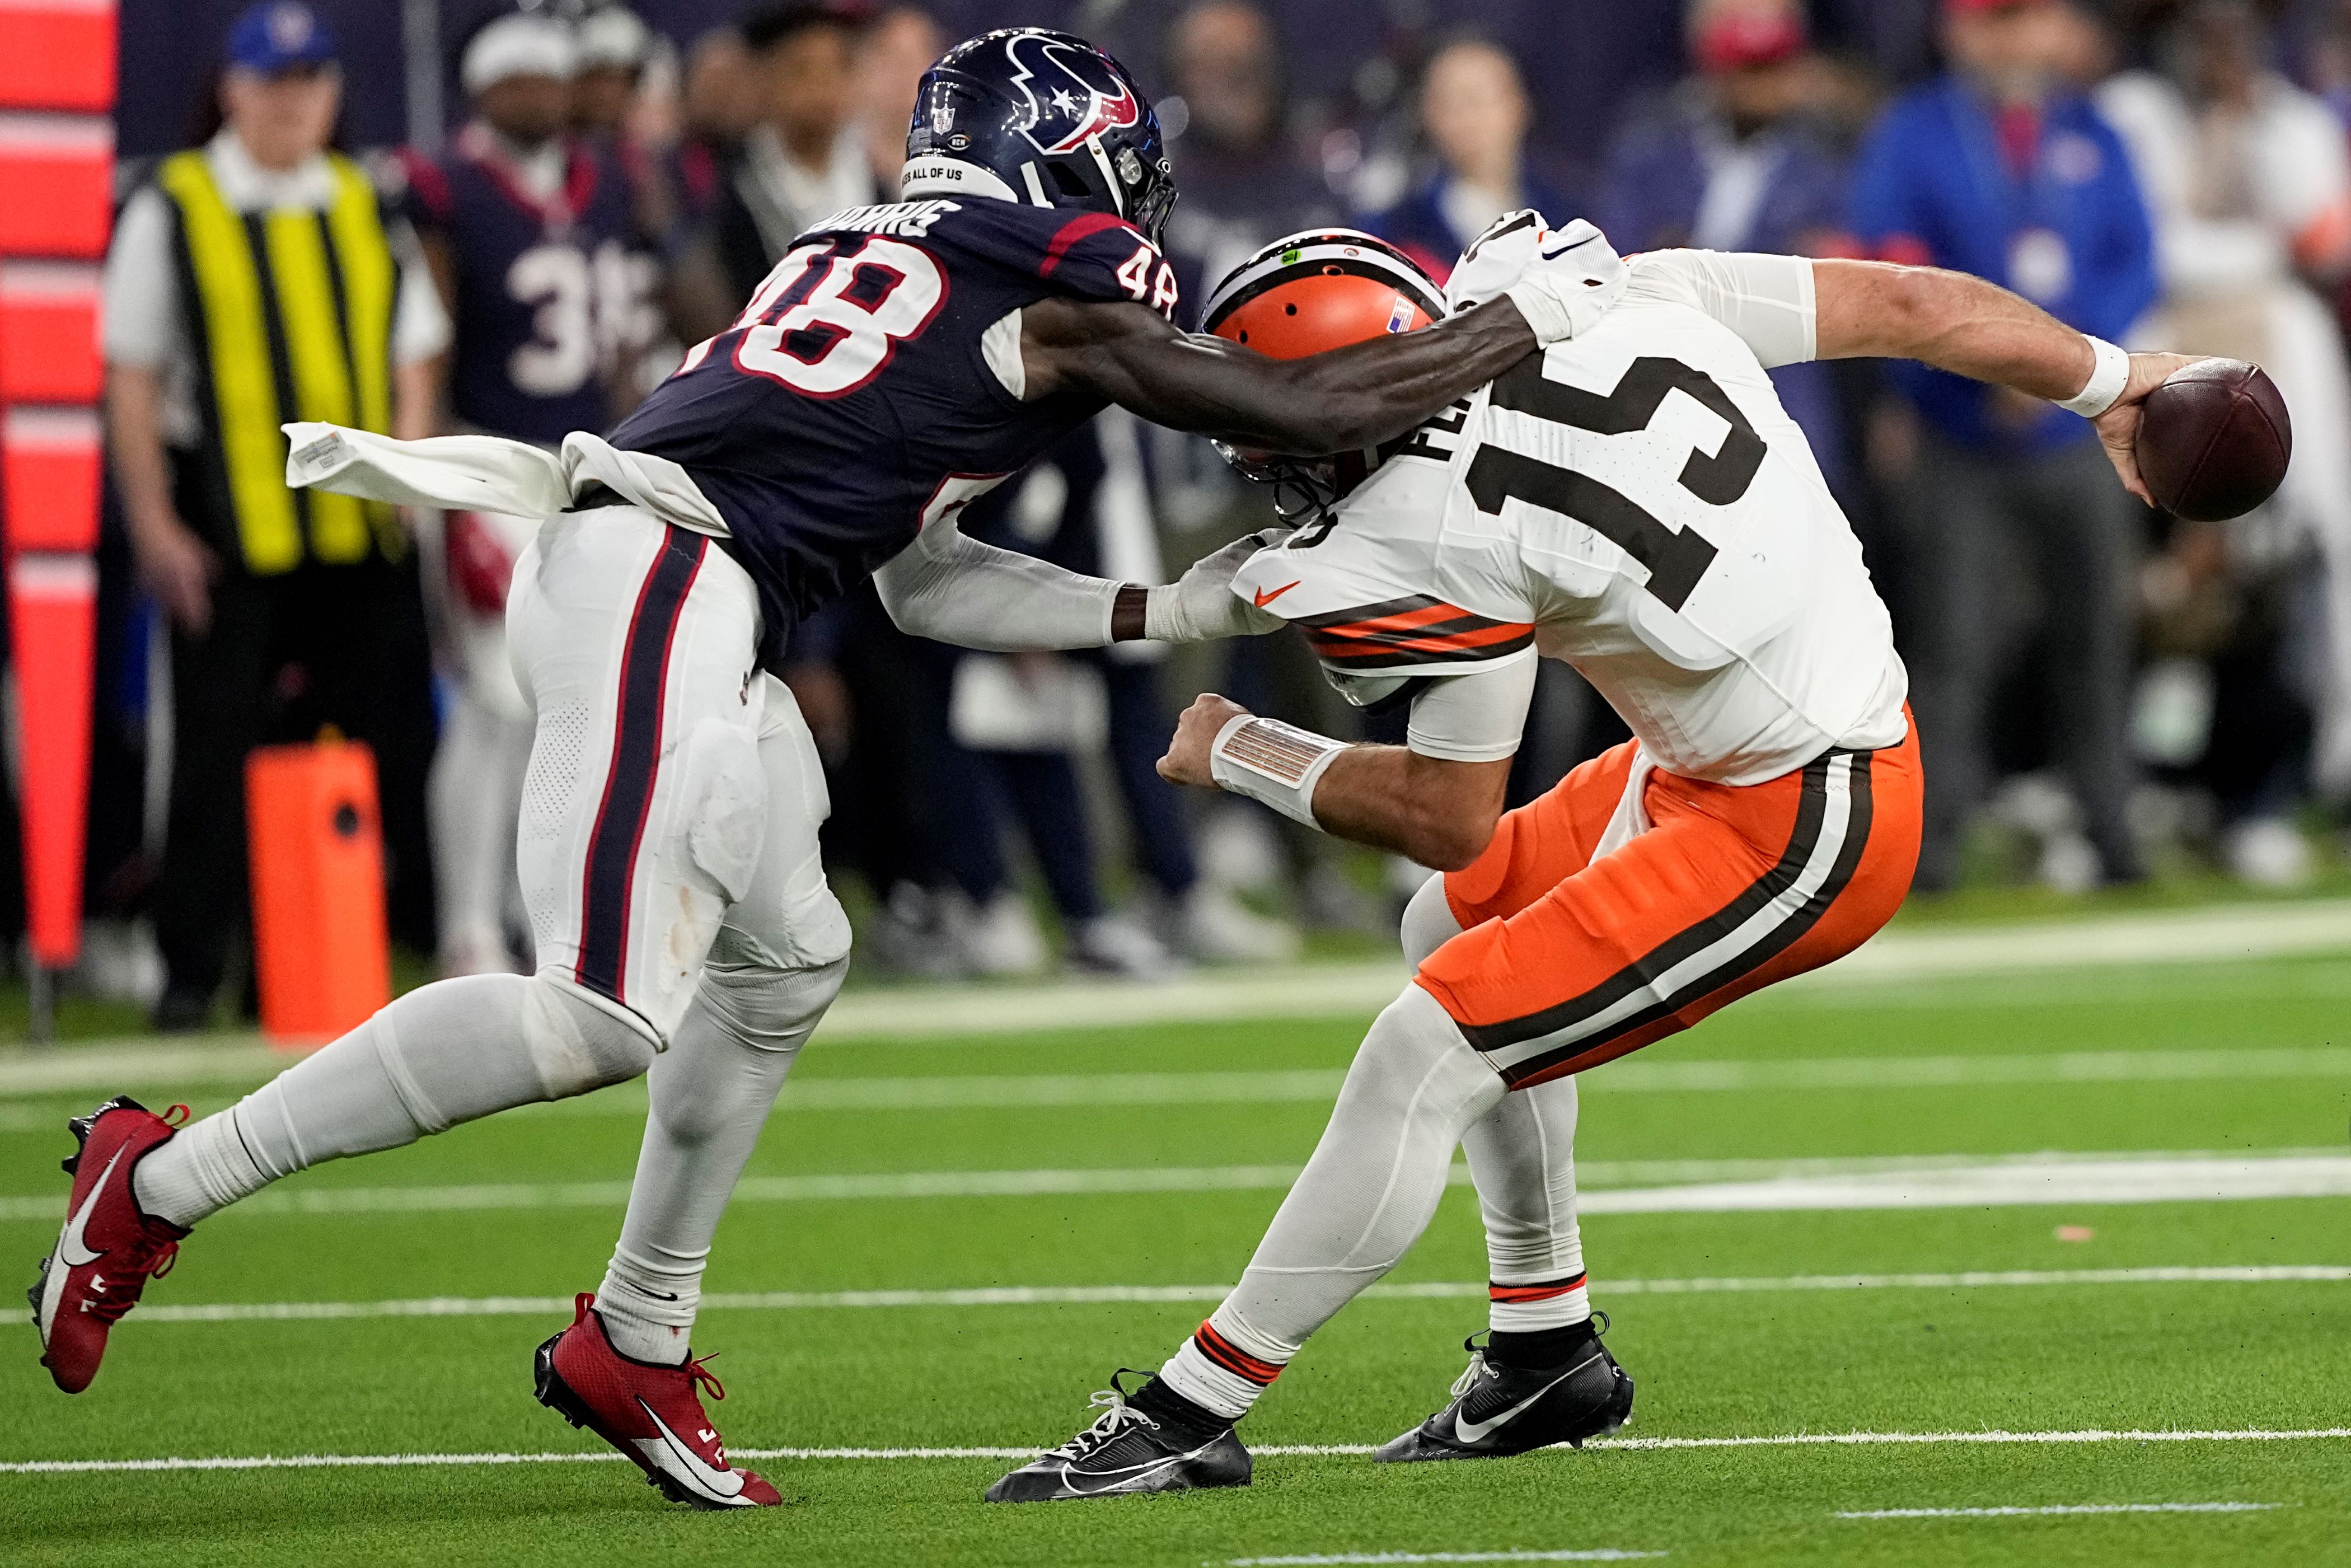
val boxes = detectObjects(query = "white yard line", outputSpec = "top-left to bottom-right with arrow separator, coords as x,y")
44,1264 -> 2351,1326
1225,1555 -> 1666,1565
6,1429 -> 2347,1476
6,897 -> 2351,1092
7,1149 -> 2348,1224
1837,1503 -> 2282,1519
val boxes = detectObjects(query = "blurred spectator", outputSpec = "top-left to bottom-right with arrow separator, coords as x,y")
103,2 -> 447,1026
2098,1 -> 2351,869
715,3 -> 872,299
403,12 -> 643,976
1848,0 -> 2158,890
1159,1 -> 1340,310
1598,0 -> 1857,492
858,6 -> 942,199
674,26 -> 761,222
1366,36 -> 1573,282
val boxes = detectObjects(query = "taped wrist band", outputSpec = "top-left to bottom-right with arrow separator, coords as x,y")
1209,713 -> 1348,829
2060,336 -> 2130,418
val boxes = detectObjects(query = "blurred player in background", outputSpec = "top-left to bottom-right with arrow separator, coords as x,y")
992,217 -> 2202,1500
402,10 -> 643,976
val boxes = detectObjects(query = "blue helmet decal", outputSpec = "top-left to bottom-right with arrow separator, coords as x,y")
1002,30 -> 1141,156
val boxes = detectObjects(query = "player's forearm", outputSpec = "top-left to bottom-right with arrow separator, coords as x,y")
1303,745 -> 1505,872
1812,259 -> 2099,404
873,531 -> 1125,650
1045,297 -> 1538,456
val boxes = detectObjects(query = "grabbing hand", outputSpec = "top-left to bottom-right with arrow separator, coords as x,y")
1158,691 -> 1252,787
1145,527 -> 1295,642
1455,216 -> 1626,345
2092,352 -> 2203,505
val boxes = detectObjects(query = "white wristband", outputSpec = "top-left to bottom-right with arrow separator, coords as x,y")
1209,713 -> 1348,829
2059,336 -> 2130,418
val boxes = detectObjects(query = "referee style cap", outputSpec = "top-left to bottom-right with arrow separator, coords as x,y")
226,1 -> 340,74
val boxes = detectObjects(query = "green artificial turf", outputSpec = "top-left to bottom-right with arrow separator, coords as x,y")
1,953 -> 2347,1566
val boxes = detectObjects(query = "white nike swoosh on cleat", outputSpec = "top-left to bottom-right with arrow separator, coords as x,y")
636,1401 -> 747,1503
1451,1350 -> 1605,1445
1055,1436 -> 1224,1497
57,1149 -> 127,1269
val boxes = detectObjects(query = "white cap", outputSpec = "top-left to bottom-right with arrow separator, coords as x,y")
461,13 -> 578,95
575,6 -> 650,71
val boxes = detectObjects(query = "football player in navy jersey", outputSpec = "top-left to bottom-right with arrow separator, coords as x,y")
404,11 -> 649,978
32,29 -> 1629,1508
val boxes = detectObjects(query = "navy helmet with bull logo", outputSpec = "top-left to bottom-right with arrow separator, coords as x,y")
901,28 -> 1178,246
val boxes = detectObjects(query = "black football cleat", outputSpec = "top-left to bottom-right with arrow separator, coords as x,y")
1374,1318 -> 1635,1463
986,1373 -> 1251,1503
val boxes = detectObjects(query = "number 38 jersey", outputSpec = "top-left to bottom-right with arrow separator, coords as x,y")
1231,250 -> 1910,788
608,196 -> 1178,664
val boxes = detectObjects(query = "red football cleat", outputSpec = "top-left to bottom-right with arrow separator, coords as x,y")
29,1097 -> 191,1393
533,1293 -> 783,1509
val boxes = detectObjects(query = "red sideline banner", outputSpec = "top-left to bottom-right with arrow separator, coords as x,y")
0,262 -> 102,404
1,406 -> 101,551
0,114 -> 111,258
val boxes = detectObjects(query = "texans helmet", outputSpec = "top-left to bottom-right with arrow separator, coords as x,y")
901,28 -> 1177,246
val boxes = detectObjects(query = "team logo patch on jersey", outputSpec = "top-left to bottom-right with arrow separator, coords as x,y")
1003,31 -> 1141,155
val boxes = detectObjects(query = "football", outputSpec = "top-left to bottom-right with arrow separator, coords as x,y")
2133,358 -> 2292,521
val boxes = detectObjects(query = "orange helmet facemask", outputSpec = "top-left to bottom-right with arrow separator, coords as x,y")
1199,230 -> 1445,525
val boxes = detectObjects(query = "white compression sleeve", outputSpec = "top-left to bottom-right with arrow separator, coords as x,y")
1623,250 -> 1818,367
1406,659 -> 1538,764
870,513 -> 1122,650
133,975 -> 656,1228
1156,986 -> 1505,1418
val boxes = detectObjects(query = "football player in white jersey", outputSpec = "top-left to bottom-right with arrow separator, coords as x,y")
989,217 -> 2199,1501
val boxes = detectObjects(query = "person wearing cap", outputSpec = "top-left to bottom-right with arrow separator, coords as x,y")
399,9 -> 645,976
101,0 -> 451,1028
571,3 -> 653,142
1848,0 -> 2158,891
1596,0 -> 1857,501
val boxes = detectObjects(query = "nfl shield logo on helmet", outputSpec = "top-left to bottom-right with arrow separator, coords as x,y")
931,102 -> 954,136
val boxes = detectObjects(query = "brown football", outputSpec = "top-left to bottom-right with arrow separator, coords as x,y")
2134,358 -> 2291,521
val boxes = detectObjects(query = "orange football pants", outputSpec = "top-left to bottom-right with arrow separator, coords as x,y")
1416,718 -> 1922,1090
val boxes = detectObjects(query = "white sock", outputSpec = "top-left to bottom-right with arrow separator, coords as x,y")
594,952 -> 846,1365
1462,1073 -> 1591,1333
132,975 -> 654,1229
1158,986 -> 1504,1417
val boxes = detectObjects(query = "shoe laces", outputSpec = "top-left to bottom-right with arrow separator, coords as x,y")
683,1352 -> 727,1406
1450,1349 -> 1496,1402
83,1233 -> 179,1324
1052,1387 -> 1157,1461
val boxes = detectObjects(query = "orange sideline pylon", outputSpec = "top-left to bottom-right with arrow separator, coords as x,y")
245,739 -> 392,1047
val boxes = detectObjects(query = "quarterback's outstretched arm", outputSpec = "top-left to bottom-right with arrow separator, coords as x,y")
1810,258 -> 2195,503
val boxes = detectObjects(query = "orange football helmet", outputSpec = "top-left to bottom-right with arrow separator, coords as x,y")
1200,229 -> 1445,518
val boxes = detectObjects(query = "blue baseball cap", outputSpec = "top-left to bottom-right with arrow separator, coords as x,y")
226,2 -> 340,74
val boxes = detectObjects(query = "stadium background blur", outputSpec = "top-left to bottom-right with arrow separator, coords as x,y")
38,0 -> 2351,1022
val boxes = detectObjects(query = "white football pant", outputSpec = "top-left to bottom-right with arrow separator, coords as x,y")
137,505 -> 851,1364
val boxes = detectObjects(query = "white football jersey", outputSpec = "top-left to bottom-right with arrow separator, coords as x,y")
1230,249 -> 1909,787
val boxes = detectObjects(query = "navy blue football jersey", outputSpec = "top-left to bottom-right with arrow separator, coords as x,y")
607,195 -> 1180,665
404,130 -> 640,444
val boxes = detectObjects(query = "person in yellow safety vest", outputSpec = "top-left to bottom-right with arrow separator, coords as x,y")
102,1 -> 452,1032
